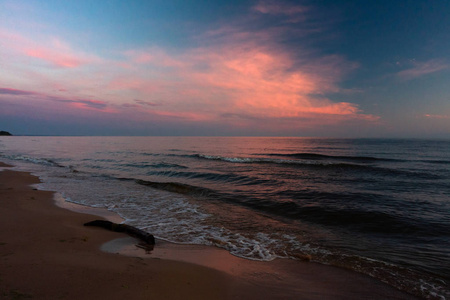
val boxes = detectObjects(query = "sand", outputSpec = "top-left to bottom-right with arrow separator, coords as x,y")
0,162 -> 418,299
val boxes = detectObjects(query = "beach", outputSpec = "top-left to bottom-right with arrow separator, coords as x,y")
0,162 -> 419,299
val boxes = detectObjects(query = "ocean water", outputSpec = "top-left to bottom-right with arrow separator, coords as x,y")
0,136 -> 449,299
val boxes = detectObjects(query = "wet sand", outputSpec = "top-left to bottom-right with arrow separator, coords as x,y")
0,162 -> 418,299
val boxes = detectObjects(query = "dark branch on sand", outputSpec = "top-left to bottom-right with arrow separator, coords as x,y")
84,220 -> 155,245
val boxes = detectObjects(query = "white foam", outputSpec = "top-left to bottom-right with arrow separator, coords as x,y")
198,154 -> 326,166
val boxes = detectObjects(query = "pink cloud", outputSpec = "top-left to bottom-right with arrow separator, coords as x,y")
107,31 -> 376,126
25,48 -> 85,68
0,30 -> 97,68
24,37 -> 98,68
108,77 -> 147,90
59,99 -> 116,112
163,48 -> 362,118
101,6 -> 373,126
124,49 -> 186,68
151,110 -> 210,121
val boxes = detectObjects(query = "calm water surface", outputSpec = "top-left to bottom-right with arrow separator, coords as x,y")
1,137 -> 449,299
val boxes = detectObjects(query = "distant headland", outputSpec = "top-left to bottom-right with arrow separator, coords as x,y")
0,131 -> 12,136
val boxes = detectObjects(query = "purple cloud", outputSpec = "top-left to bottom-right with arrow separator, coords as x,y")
134,99 -> 160,107
55,99 -> 108,110
0,87 -> 38,96
0,87 -> 110,112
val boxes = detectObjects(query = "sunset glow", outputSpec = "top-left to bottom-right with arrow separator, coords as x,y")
1,0 -> 449,137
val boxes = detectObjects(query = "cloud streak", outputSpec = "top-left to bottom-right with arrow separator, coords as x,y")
396,59 -> 449,80
0,29 -> 98,69
253,2 -> 308,16
0,87 -> 38,96
56,99 -> 110,111
0,87 -> 112,113
424,114 -> 450,119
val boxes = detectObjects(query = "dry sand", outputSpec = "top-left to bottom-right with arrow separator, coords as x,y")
0,162 -> 418,299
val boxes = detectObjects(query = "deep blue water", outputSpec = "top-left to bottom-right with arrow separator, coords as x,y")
1,137 -> 449,299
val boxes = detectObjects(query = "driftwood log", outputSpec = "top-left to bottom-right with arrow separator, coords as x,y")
84,220 -> 155,245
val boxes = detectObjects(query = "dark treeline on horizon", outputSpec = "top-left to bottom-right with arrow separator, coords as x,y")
0,131 -> 12,136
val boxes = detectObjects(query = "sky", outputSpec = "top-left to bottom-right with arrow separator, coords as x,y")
1,0 -> 450,137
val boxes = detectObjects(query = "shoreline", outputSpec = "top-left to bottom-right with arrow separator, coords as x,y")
0,162 -> 419,299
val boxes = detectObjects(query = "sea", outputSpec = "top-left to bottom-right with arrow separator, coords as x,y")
0,136 -> 449,299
